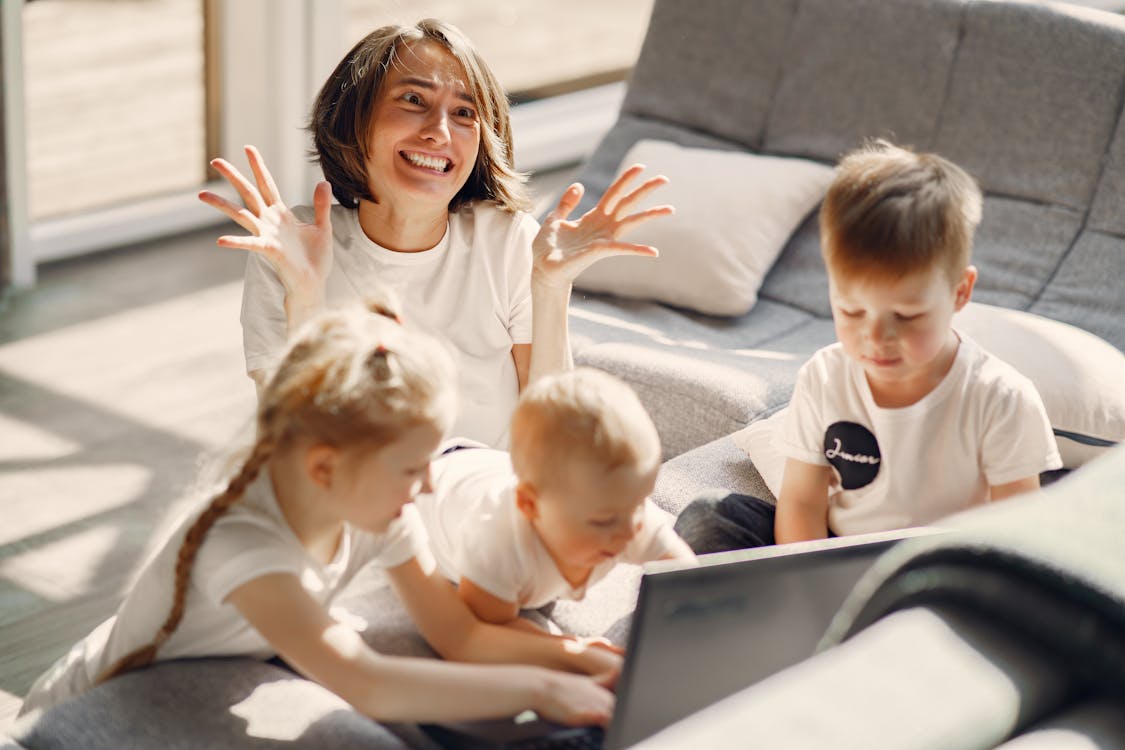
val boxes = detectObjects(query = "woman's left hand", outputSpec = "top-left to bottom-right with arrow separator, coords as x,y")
532,165 -> 673,287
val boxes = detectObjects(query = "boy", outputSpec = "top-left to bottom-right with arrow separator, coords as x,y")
414,368 -> 694,631
677,141 -> 1061,550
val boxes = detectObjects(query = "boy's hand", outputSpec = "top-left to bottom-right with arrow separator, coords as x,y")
563,636 -> 624,683
199,145 -> 334,316
531,165 -> 673,288
534,670 -> 615,728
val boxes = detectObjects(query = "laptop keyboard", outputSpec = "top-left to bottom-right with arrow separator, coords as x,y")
509,726 -> 605,749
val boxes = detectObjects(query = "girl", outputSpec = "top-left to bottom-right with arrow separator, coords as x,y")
20,303 -> 614,726
199,19 -> 672,448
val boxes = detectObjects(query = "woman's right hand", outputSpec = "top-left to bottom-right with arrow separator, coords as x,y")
198,145 -> 333,306
533,670 -> 615,728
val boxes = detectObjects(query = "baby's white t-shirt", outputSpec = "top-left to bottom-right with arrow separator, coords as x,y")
414,448 -> 683,610
21,473 -> 430,715
781,334 -> 1062,536
240,202 -> 537,448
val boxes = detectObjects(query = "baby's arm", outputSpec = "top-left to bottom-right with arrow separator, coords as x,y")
990,475 -> 1040,501
458,576 -> 523,626
774,458 -> 833,543
225,570 -> 613,726
390,559 -> 622,680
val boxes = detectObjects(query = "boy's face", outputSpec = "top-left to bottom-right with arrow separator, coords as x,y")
828,263 -> 976,403
365,39 -> 481,212
520,457 -> 659,582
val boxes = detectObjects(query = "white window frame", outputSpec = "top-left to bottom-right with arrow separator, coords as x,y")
1,0 -> 620,287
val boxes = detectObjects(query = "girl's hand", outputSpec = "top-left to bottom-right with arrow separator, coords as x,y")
534,670 -> 616,728
532,165 -> 673,288
198,145 -> 333,303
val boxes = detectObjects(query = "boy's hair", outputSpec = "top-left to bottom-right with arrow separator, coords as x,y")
510,368 -> 661,492
308,19 -> 531,213
99,298 -> 456,682
820,140 -> 982,284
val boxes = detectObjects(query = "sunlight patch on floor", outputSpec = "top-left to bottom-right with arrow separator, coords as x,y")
0,414 -> 81,462
0,522 -> 138,600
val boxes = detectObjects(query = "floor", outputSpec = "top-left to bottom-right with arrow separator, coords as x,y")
0,167 -> 577,732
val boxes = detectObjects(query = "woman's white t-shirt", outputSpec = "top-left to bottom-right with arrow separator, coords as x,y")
781,334 -> 1062,536
241,202 -> 537,448
21,474 -> 429,715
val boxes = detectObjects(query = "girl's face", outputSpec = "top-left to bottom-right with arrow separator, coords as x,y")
331,421 -> 444,534
829,264 -> 976,405
365,39 -> 482,212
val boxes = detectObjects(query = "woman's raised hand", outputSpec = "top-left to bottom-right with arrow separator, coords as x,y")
532,165 -> 673,288
198,145 -> 333,302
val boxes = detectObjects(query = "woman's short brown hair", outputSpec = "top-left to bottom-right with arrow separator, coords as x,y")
308,19 -> 530,213
820,140 -> 982,284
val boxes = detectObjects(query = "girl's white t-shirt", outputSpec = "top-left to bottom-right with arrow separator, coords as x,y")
781,334 -> 1062,536
21,473 -> 429,715
240,202 -> 537,449
414,448 -> 684,610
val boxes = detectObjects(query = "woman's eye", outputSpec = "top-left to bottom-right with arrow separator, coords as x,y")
402,92 -> 423,105
454,106 -> 477,120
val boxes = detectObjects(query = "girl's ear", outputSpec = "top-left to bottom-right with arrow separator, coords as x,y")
514,481 -> 540,522
954,265 -> 978,311
305,444 -> 340,490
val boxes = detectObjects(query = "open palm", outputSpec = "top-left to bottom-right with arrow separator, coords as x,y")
533,165 -> 673,286
199,145 -> 333,299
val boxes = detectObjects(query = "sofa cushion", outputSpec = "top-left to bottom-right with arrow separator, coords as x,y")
763,0 -> 963,161
623,0 -> 799,151
1089,99 -> 1125,237
933,1 -> 1125,211
574,140 -> 834,316
1031,231 -> 1125,353
969,196 -> 1084,311
570,293 -> 835,458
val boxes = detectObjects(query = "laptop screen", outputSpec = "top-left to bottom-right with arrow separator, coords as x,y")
606,528 -> 939,749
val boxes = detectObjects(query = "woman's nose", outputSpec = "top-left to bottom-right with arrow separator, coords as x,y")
420,110 -> 450,144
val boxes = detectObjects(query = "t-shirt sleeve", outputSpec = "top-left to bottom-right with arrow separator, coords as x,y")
505,212 -> 538,345
240,251 -> 289,376
358,504 -> 436,574
981,372 -> 1063,486
781,358 -> 831,466
455,510 -> 525,604
194,521 -> 302,606
621,500 -> 685,564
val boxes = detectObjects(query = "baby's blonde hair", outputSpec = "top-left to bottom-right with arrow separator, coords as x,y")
820,139 -> 982,285
509,368 -> 661,492
99,299 -> 455,682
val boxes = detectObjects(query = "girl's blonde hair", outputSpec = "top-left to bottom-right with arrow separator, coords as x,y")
98,299 -> 455,682
309,18 -> 531,213
820,139 -> 982,285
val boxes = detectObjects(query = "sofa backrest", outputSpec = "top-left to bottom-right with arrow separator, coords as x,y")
570,0 -> 1125,349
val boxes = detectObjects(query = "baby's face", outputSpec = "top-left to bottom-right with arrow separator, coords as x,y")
828,264 -> 974,403
531,457 -> 659,579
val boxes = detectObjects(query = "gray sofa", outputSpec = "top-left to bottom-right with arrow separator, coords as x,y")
8,0 -> 1125,747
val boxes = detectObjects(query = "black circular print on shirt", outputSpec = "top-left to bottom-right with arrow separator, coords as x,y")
823,421 -> 881,490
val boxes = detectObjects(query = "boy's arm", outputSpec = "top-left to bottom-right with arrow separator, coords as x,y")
990,475 -> 1040,501
225,571 -> 613,725
458,576 -> 522,626
388,558 -> 621,678
775,458 -> 832,543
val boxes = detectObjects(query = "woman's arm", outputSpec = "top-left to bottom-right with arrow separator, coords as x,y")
990,475 -> 1039,501
774,458 -> 833,543
226,571 -> 613,726
526,167 -> 673,384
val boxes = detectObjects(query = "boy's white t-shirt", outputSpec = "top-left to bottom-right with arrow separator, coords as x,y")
414,448 -> 683,610
781,334 -> 1062,536
21,473 -> 430,715
240,202 -> 538,448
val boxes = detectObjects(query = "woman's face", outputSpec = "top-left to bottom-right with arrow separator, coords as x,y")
364,39 -> 482,212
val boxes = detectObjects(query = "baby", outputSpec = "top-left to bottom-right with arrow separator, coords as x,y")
415,368 -> 694,628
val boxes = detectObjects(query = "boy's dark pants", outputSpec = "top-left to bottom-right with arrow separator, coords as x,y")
673,490 -> 778,554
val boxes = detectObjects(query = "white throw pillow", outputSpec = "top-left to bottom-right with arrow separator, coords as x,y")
574,140 -> 836,317
733,303 -> 1125,497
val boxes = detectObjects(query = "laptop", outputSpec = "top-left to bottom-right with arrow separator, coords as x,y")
420,527 -> 940,749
